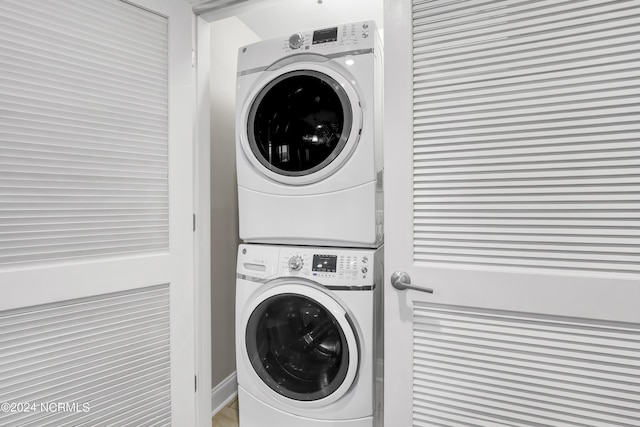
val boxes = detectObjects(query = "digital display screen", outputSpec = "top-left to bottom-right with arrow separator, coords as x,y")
312,254 -> 337,272
313,27 -> 338,44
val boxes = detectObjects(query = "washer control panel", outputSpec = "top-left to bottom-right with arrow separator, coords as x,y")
238,244 -> 380,287
288,255 -> 304,271
281,248 -> 375,283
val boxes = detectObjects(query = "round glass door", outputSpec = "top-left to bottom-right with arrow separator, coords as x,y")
245,293 -> 352,401
247,70 -> 353,177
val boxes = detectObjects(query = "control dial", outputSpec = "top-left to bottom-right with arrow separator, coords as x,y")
288,255 -> 304,271
288,33 -> 304,49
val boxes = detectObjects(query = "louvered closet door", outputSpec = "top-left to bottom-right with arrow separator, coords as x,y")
0,0 -> 196,425
384,1 -> 640,426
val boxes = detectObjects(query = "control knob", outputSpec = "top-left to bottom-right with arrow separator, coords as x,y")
289,255 -> 304,271
288,33 -> 304,49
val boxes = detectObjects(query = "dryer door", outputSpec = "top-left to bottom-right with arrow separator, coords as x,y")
243,283 -> 359,406
241,63 -> 363,186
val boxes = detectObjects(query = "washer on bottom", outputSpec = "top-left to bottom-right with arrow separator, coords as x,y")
236,243 -> 383,427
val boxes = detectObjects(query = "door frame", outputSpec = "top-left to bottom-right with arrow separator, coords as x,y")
382,1 -> 414,425
193,2 -> 272,424
194,11 -> 213,427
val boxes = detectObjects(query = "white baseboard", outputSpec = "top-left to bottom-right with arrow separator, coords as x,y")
211,371 -> 238,417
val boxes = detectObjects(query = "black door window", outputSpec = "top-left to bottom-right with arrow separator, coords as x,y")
245,293 -> 353,401
248,70 -> 353,176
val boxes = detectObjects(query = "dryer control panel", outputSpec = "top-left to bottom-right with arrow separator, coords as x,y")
237,20 -> 379,77
280,20 -> 376,53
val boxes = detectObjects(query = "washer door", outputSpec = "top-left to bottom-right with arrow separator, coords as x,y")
243,283 -> 359,406
241,63 -> 362,186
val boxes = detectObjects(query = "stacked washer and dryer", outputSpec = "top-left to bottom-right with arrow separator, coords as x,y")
234,21 -> 383,427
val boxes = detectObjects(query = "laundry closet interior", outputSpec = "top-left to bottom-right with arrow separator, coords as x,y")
196,0 -> 384,423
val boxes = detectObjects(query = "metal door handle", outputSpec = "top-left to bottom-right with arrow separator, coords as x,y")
391,271 -> 433,294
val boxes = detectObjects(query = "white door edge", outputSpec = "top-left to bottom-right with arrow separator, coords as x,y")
194,12 -> 213,427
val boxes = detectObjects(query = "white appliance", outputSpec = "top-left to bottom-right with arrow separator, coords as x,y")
236,243 -> 383,427
235,21 -> 383,247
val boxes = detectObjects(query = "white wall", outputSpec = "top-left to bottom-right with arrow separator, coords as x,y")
210,16 -> 260,387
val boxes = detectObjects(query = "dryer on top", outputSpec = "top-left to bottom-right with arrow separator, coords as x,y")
235,21 -> 383,248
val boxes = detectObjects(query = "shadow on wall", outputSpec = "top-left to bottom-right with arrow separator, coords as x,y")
210,16 -> 260,389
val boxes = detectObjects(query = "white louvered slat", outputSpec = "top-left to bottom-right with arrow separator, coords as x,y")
413,303 -> 640,427
0,285 -> 171,426
412,0 -> 640,275
0,0 -> 169,265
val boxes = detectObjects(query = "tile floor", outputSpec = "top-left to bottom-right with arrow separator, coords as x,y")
211,397 -> 239,427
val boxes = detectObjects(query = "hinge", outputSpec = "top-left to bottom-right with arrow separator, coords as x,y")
191,49 -> 196,68
194,375 -> 197,392
193,214 -> 196,232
